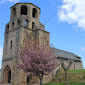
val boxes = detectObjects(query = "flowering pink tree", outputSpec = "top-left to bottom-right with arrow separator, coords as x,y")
17,41 -> 58,85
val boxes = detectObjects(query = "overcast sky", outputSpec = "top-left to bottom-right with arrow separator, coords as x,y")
0,0 -> 85,69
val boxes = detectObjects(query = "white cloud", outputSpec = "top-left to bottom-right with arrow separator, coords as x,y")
8,0 -> 19,2
58,0 -> 85,31
0,0 -> 19,3
81,47 -> 85,51
0,0 -> 6,3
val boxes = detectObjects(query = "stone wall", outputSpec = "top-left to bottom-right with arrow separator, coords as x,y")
58,59 -> 82,70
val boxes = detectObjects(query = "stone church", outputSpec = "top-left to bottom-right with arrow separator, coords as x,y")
0,3 -> 82,85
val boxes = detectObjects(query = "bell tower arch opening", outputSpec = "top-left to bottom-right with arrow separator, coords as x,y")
11,22 -> 14,30
6,24 -> 9,33
25,20 -> 29,27
32,8 -> 37,18
12,7 -> 16,17
17,19 -> 21,28
21,5 -> 27,15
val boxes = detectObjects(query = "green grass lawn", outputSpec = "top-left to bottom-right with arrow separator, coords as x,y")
43,69 -> 85,85
69,69 -> 85,73
43,82 -> 85,85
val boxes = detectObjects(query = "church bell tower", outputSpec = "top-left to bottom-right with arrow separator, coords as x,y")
1,3 -> 50,85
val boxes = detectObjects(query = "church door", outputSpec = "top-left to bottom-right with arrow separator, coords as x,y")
27,76 -> 30,85
3,65 -> 11,84
8,70 -> 11,83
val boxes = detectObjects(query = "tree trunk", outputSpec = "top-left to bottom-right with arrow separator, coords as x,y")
65,70 -> 68,85
40,77 -> 43,85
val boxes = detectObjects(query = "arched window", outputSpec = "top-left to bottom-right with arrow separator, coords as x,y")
12,7 -> 16,17
27,76 -> 29,85
12,22 -> 14,30
32,8 -> 37,18
10,41 -> 12,49
17,19 -> 21,28
32,22 -> 35,29
25,20 -> 28,27
21,5 -> 27,15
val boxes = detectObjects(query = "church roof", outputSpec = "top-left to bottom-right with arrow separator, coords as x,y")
53,48 -> 81,61
10,3 -> 40,9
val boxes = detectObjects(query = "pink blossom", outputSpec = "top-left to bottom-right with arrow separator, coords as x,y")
17,41 -> 59,85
